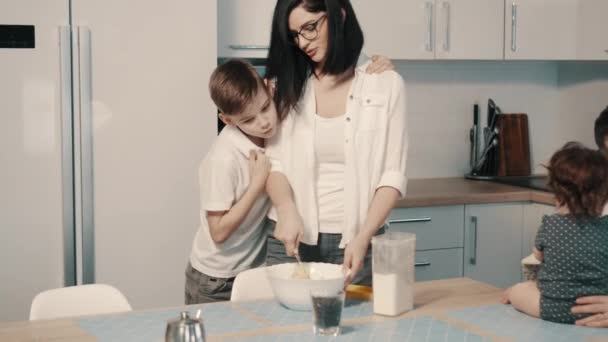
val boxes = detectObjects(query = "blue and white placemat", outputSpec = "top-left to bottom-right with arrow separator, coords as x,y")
447,304 -> 608,342
77,302 -> 263,342
227,316 -> 490,342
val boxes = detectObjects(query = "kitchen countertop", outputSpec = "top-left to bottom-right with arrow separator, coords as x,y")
397,177 -> 555,208
2,278 -> 606,341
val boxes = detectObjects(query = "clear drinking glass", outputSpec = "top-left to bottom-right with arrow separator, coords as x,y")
310,288 -> 345,336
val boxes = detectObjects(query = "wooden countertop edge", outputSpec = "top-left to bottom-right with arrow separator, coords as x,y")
395,178 -> 556,208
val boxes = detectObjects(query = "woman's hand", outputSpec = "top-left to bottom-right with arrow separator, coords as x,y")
572,296 -> 608,327
343,233 -> 371,285
274,205 -> 304,257
366,55 -> 395,74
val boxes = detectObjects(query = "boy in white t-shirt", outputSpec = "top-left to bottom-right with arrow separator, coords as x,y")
185,60 -> 279,304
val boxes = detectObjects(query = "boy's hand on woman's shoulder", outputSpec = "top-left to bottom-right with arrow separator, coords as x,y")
248,150 -> 271,194
366,55 -> 395,74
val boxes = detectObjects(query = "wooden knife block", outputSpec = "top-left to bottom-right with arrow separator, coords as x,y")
495,114 -> 531,176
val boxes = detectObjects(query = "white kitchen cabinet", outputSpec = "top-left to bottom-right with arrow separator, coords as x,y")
218,0 -> 275,58
352,0 -> 435,60
464,203 -> 524,288
435,0 -> 504,60
522,203 -> 555,261
573,0 -> 608,60
352,0 -> 503,60
505,0 -> 578,60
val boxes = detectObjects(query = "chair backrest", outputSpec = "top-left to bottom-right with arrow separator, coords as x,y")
30,284 -> 132,320
230,266 -> 274,302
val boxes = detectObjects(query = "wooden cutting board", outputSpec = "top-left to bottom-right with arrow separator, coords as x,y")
495,113 -> 531,176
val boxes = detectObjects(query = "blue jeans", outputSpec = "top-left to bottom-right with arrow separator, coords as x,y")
265,219 -> 386,286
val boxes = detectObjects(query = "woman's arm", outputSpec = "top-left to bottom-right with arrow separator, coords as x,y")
343,187 -> 400,284
343,74 -> 408,284
266,171 -> 304,256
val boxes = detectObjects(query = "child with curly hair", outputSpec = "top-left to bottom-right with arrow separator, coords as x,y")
501,142 -> 608,324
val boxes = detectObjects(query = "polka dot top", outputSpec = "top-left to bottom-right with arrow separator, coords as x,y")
535,214 -> 608,323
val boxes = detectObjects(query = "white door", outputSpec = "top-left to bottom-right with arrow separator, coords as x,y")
0,0 -> 72,321
574,0 -> 608,60
218,0 -> 276,58
352,0 -> 435,60
505,0 -> 578,60
71,0 -> 217,309
435,0 -> 504,60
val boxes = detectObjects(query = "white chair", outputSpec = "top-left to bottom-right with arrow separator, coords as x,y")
230,266 -> 274,302
30,284 -> 132,320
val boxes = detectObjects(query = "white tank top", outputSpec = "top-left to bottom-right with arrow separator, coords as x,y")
314,113 -> 346,234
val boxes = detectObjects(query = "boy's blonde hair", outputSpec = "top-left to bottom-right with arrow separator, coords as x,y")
209,59 -> 267,116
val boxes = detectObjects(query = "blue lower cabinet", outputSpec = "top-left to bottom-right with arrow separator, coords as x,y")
464,203 -> 524,288
415,248 -> 464,281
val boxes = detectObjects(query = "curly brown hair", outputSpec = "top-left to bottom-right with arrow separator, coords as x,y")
546,142 -> 608,217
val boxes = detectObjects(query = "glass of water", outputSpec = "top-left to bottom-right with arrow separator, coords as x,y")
310,288 -> 345,336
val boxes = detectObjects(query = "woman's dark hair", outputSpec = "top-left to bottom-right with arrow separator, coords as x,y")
265,0 -> 364,119
546,141 -> 608,217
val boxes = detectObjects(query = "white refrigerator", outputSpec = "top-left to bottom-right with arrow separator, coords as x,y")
1,0 -> 217,321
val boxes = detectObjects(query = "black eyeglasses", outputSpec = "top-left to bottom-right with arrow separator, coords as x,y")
288,14 -> 327,45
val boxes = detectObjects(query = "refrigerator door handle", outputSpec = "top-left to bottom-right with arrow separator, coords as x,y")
74,26 -> 96,284
59,26 -> 77,287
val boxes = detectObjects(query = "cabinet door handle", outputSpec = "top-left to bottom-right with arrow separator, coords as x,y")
425,1 -> 434,51
228,45 -> 269,50
469,216 -> 478,265
388,218 -> 431,224
442,1 -> 450,51
415,262 -> 431,267
511,3 -> 518,52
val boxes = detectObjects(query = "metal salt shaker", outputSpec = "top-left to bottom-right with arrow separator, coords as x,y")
165,310 -> 205,342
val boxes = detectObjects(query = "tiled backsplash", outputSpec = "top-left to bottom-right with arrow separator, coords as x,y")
396,61 -> 608,178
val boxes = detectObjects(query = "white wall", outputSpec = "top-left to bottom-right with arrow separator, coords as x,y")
397,61 -> 608,178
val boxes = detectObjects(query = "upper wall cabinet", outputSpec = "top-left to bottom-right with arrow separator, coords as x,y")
505,0 -> 577,60
435,0 -> 504,59
505,0 -> 608,60
574,0 -> 608,60
353,0 -> 435,60
218,0 -> 275,58
352,0 -> 504,60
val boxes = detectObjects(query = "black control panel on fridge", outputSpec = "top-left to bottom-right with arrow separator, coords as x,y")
0,25 -> 35,48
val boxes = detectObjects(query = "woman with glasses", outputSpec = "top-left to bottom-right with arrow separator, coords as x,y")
263,0 -> 408,286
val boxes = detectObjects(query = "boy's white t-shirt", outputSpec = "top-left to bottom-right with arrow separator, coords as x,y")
189,125 -> 270,278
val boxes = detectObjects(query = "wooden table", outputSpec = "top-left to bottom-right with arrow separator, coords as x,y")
1,278 -> 606,341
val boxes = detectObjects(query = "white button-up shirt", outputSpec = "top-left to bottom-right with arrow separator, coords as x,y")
267,59 -> 408,248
